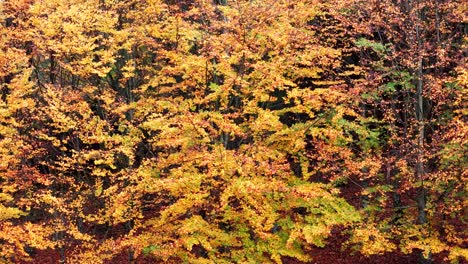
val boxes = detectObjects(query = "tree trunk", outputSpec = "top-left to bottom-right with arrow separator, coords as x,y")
415,30 -> 431,263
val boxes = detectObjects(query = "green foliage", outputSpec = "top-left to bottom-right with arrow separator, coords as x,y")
354,38 -> 389,55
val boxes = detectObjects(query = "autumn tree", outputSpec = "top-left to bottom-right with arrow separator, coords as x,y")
120,0 -> 368,262
2,0 -> 366,262
330,0 -> 467,262
0,0 -> 141,262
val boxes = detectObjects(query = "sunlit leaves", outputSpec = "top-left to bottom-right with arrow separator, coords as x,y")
346,223 -> 396,256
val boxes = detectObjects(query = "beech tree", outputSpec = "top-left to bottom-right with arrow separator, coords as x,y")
120,0 -> 366,262
330,0 -> 467,263
0,0 -> 363,262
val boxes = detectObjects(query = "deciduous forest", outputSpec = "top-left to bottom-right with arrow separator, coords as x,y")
0,0 -> 466,263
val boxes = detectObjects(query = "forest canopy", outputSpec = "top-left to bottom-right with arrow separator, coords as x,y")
0,0 -> 466,263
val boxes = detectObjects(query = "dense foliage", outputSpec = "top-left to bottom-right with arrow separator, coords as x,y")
0,0 -> 465,263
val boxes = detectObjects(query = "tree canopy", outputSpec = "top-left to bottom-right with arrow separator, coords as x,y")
0,0 -> 466,263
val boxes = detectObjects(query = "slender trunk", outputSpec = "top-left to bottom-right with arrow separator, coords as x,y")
416,56 -> 425,224
415,21 -> 431,263
126,220 -> 135,263
435,0 -> 440,45
49,51 -> 56,84
416,58 -> 431,264
54,213 -> 66,264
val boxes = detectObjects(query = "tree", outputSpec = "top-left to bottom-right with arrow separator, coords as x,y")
330,0 -> 467,262
122,0 -> 365,262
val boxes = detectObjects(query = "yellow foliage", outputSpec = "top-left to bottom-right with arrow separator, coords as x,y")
346,223 -> 396,256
